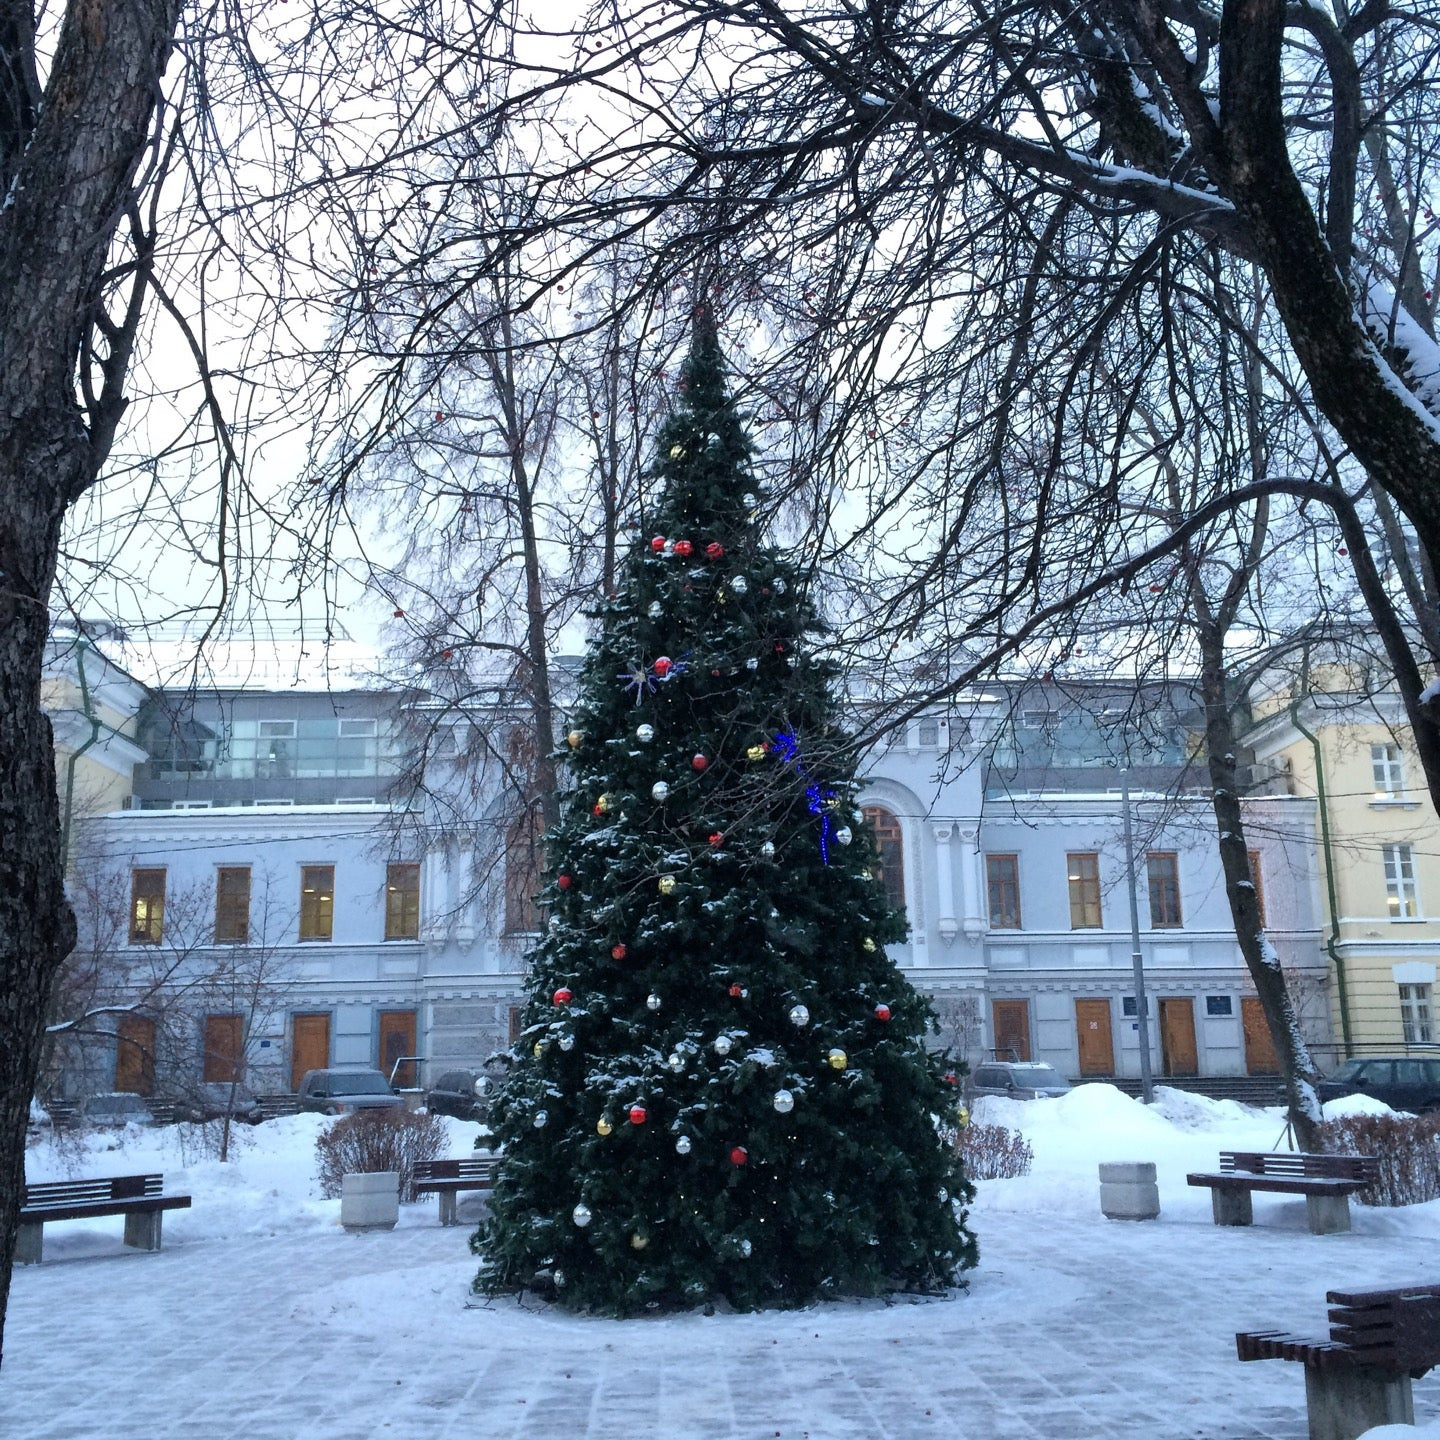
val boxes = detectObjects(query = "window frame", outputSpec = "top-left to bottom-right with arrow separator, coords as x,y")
299,864 -> 335,942
384,862 -> 421,941
1399,982 -> 1434,1044
1146,851 -> 1183,928
214,865 -> 252,944
985,853 -> 1022,929
862,805 -> 906,913
1383,843 -> 1421,920
1067,852 -> 1102,929
1372,742 -> 1405,797
129,868 -> 166,946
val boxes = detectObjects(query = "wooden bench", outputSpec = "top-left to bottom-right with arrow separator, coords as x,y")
19,1174 -> 192,1264
411,1156 -> 498,1226
1186,1151 -> 1379,1234
1237,1283 -> 1440,1440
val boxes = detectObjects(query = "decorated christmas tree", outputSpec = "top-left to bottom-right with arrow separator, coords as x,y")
475,318 -> 976,1313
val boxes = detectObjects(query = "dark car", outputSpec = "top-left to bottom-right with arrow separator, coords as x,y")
969,1061 -> 1073,1100
296,1068 -> 403,1116
1317,1056 -> 1440,1113
425,1069 -> 491,1120
79,1091 -> 157,1127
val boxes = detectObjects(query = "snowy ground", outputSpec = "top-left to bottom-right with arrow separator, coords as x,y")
4,1086 -> 1439,1440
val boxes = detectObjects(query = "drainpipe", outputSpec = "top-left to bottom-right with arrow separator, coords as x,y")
60,638 -> 104,868
1288,694 -> 1354,1058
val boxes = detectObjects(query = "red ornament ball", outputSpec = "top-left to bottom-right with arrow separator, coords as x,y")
653,656 -> 673,678
774,642 -> 785,654
943,1071 -> 959,1086
692,754 -> 709,771
650,536 -> 667,553
705,541 -> 725,560
557,874 -> 573,891
874,1003 -> 892,1022
728,983 -> 744,998
1338,546 -> 1349,556
730,1146 -> 749,1167
592,803 -> 604,817
709,832 -> 724,847
553,987 -> 573,1006
673,540 -> 693,559
629,1104 -> 648,1126
393,608 -> 405,618
441,649 -> 453,660
611,943 -> 628,961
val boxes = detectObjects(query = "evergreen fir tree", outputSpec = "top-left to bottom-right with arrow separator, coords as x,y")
475,318 -> 977,1313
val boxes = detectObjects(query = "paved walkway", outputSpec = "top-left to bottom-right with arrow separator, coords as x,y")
1,1199 -> 1436,1439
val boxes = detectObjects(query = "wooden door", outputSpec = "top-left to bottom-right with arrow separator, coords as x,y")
1075,999 -> 1115,1076
203,1014 -> 244,1084
992,999 -> 1031,1061
290,1013 -> 331,1091
378,1010 -> 417,1088
1159,997 -> 1199,1076
114,1014 -> 156,1094
1241,997 -> 1279,1075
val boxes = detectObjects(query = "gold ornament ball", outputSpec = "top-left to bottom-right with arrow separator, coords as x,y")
746,744 -> 766,762
596,793 -> 612,813
532,1041 -> 543,1058
630,1232 -> 649,1250
658,875 -> 677,895
669,444 -> 686,459
567,730 -> 583,749
863,937 -> 877,952
597,1117 -> 613,1136
827,1048 -> 849,1071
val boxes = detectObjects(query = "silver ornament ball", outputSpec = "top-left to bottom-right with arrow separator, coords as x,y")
730,575 -> 748,594
675,1134 -> 693,1155
788,1004 -> 810,1027
651,781 -> 670,802
760,840 -> 775,859
572,1203 -> 592,1227
835,826 -> 853,846
773,1089 -> 795,1114
714,1034 -> 733,1056
646,993 -> 662,1011
533,1110 -> 549,1128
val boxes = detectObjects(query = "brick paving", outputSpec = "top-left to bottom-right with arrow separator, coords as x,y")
1,1199 -> 1437,1439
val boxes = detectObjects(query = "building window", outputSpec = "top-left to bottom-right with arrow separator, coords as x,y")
203,1014 -> 244,1084
917,721 -> 939,746
1147,852 -> 1182,928
214,866 -> 251,944
1248,849 -> 1267,927
1122,996 -> 1148,1017
986,854 -> 1022,929
504,812 -> 544,935
1067,852 -> 1102,929
130,868 -> 166,945
1206,995 -> 1233,1017
1383,844 -> 1420,919
863,806 -> 906,912
299,865 -> 335,941
385,863 -> 421,941
1372,742 -> 1405,797
1399,983 -> 1434,1044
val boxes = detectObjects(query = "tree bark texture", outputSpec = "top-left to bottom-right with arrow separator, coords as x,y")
1196,624 -> 1323,1149
0,0 -> 182,1366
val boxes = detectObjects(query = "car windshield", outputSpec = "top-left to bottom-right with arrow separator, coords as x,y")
1012,1065 -> 1064,1085
327,1073 -> 390,1095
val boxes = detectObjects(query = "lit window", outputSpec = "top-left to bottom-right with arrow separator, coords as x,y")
986,854 -> 1022,929
1372,743 -> 1405,797
1383,844 -> 1420,919
1399,983 -> 1433,1043
1146,853 -> 1182,928
385,863 -> 421,941
299,865 -> 335,941
1067,852 -> 1101,929
130,868 -> 166,945
863,806 -> 905,912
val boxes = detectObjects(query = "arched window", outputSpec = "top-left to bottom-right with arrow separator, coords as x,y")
863,805 -> 906,912
504,809 -> 545,934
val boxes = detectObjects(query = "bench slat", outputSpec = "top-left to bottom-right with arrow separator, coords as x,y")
20,1195 -> 192,1224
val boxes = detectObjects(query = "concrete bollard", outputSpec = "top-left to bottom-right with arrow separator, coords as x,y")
340,1171 -> 400,1232
1099,1161 -> 1160,1220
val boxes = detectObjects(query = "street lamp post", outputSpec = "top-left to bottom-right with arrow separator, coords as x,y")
1120,766 -> 1156,1104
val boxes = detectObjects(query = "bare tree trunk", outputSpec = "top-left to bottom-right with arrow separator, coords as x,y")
1196,621 -> 1323,1149
0,0 -> 182,1361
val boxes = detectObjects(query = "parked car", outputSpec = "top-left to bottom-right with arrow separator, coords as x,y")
1317,1056 -> 1440,1113
168,1083 -> 264,1125
425,1069 -> 492,1120
296,1068 -> 403,1116
79,1092 -> 157,1127
968,1061 -> 1073,1101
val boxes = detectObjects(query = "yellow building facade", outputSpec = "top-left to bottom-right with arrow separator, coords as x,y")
1246,679 -> 1437,1063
